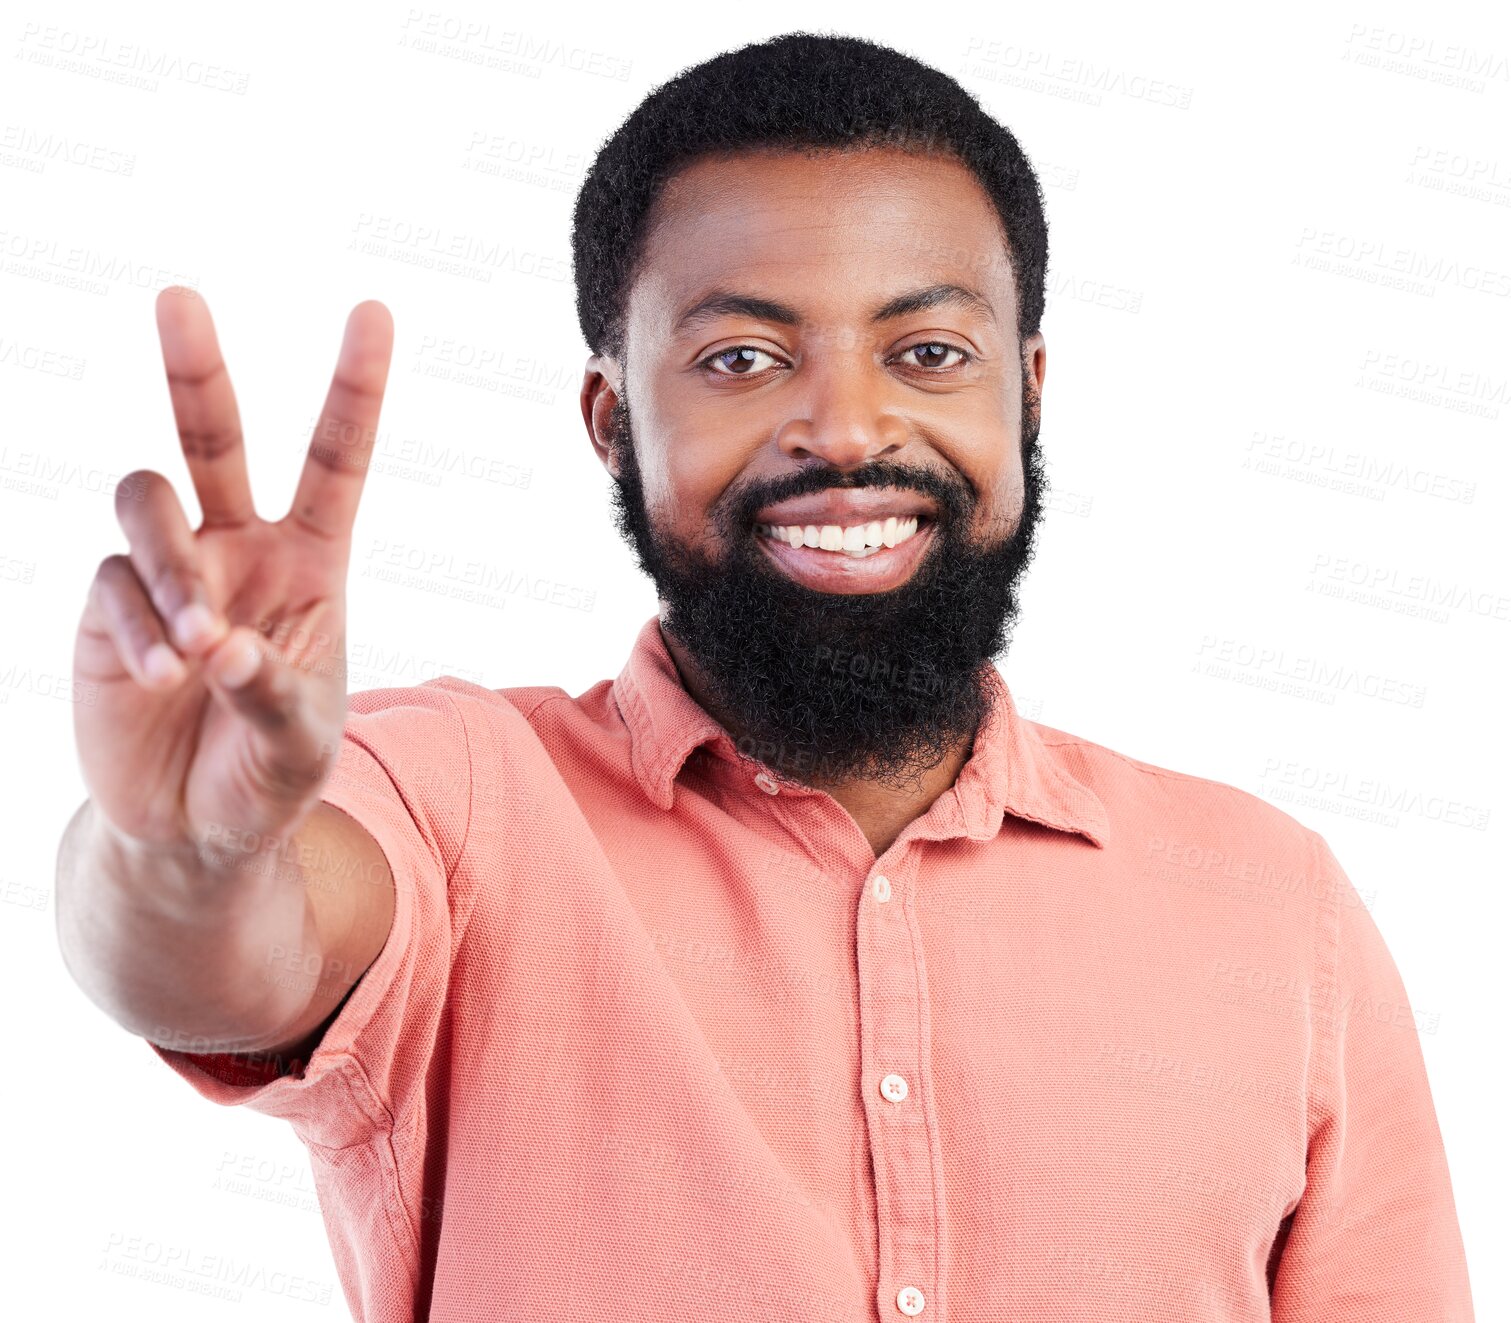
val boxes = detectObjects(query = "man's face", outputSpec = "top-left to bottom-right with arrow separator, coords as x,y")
585,145 -> 1050,790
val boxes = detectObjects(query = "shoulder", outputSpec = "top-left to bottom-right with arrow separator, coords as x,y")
1028,718 -> 1340,960
350,674 -> 630,795
344,675 -> 594,741
419,674 -> 622,742
1029,716 -> 1321,853
395,674 -> 598,717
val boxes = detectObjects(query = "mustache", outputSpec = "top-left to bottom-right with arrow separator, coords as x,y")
725,465 -> 973,534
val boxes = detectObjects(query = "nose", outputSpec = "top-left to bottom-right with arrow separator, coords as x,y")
773,356 -> 909,469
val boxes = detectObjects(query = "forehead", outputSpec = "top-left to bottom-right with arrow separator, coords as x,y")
631,145 -> 1018,336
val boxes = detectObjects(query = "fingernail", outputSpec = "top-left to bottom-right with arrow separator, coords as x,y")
173,603 -> 220,650
215,636 -> 261,689
143,643 -> 186,687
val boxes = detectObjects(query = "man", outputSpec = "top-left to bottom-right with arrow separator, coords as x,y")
56,31 -> 1473,1323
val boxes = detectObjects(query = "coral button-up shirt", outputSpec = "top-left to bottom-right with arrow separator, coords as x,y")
150,614 -> 1474,1322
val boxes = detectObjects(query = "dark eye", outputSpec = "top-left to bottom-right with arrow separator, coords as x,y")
899,342 -> 971,371
702,346 -> 782,376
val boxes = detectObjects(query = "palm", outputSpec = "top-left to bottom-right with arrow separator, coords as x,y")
72,289 -> 394,850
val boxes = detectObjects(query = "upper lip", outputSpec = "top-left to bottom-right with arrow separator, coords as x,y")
754,488 -> 938,528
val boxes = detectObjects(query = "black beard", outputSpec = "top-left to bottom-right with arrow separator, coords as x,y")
606,375 -> 1049,792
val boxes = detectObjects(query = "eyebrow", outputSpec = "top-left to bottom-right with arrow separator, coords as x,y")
672,282 -> 997,336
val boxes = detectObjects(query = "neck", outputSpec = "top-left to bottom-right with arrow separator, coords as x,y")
657,616 -> 976,859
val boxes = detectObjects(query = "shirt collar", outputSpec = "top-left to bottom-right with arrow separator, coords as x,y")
610,614 -> 1109,849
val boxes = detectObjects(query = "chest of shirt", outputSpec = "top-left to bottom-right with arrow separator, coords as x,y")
421,757 -> 1316,1321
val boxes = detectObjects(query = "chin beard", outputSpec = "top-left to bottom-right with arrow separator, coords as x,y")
605,379 -> 1049,790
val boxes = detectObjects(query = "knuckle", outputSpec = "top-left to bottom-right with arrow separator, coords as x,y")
249,748 -> 317,803
123,614 -> 160,651
91,554 -> 135,600
179,421 -> 242,464
242,695 -> 324,800
111,589 -> 158,641
263,733 -> 321,796
114,594 -> 147,627
252,659 -> 302,730
149,557 -> 198,598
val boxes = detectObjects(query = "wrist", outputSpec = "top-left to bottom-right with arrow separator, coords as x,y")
87,802 -> 203,866
84,801 -> 260,895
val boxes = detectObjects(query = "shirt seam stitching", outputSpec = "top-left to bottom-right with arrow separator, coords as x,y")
1304,827 -> 1343,1145
315,1059 -> 417,1284
435,687 -> 476,890
377,1123 -> 422,1294
1038,734 -> 1277,805
385,685 -> 475,1282
417,682 -> 485,965
519,690 -> 576,724
334,684 -> 476,1275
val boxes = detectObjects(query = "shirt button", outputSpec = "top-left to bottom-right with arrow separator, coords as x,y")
896,1285 -> 926,1315
753,771 -> 779,795
872,873 -> 892,902
880,1073 -> 909,1103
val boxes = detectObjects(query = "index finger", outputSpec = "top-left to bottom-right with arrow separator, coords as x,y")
156,286 -> 256,529
287,301 -> 394,542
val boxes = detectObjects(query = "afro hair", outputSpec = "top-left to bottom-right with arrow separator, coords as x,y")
570,31 -> 1050,366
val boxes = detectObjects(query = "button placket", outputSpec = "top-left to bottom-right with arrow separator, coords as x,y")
855,858 -> 944,1321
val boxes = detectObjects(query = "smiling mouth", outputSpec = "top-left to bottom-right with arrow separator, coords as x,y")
754,513 -> 929,558
749,512 -> 938,595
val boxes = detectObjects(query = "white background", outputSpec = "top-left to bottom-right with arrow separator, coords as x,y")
1,0 -> 1505,1317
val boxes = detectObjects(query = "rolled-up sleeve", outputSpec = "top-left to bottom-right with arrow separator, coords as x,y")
146,681 -> 475,1152
1269,830 -> 1475,1321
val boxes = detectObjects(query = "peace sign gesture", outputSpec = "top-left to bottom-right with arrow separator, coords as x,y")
72,287 -> 394,852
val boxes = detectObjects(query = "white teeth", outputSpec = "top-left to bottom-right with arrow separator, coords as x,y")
758,515 -> 922,556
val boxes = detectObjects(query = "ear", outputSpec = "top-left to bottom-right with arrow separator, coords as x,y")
1022,330 -> 1046,394
581,355 -> 624,478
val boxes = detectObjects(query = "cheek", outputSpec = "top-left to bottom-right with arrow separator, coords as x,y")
643,437 -> 741,547
930,437 -> 1020,541
948,447 -> 1025,543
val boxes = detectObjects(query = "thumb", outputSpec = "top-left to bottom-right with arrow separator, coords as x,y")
199,626 -> 340,808
201,627 -> 332,773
